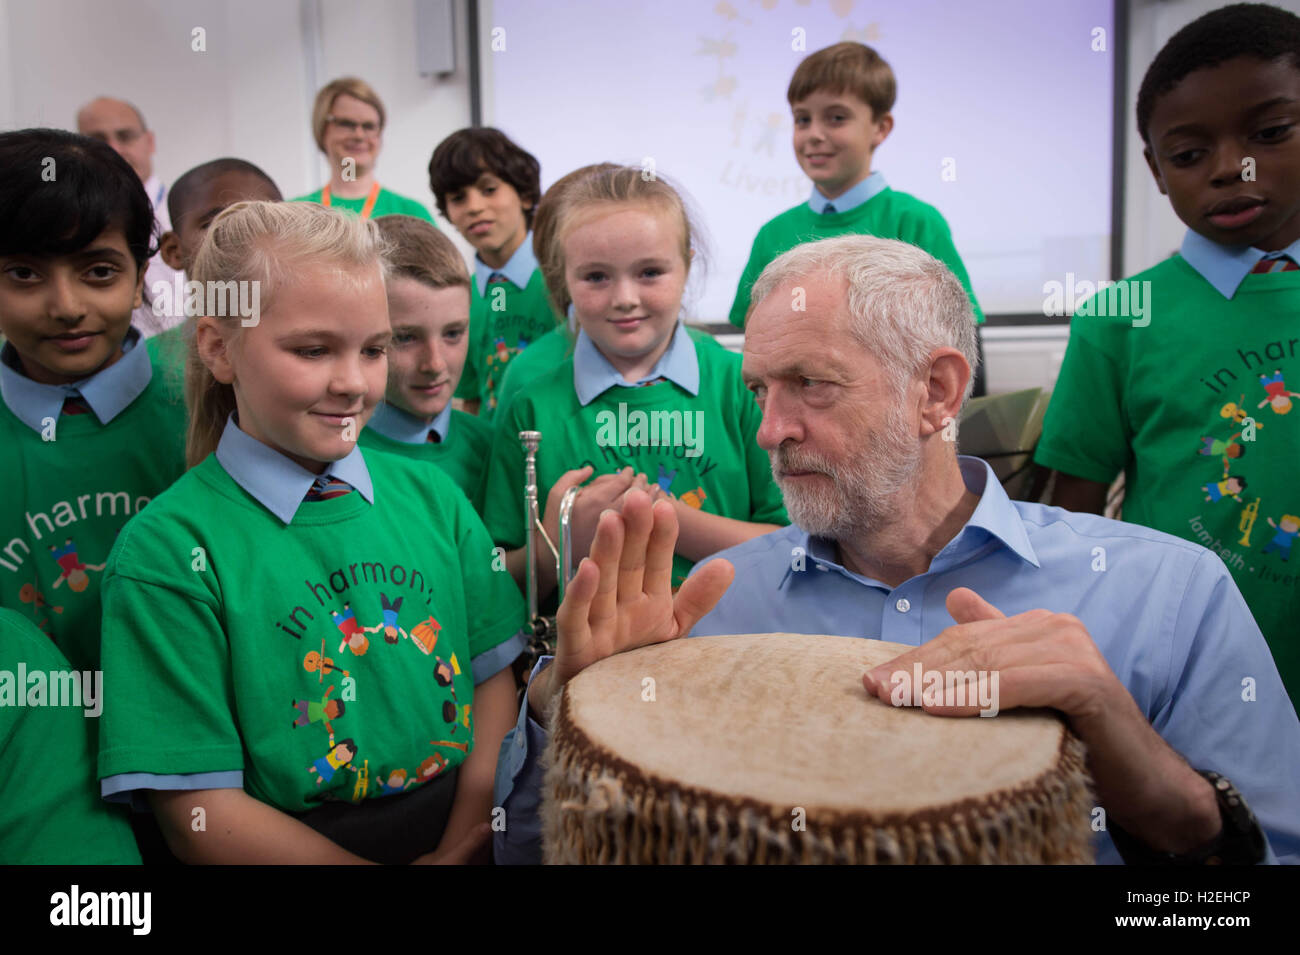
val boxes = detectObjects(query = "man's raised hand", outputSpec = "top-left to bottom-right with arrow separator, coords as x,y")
528,489 -> 733,720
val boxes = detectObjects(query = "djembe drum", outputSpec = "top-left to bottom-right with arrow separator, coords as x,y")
542,633 -> 1095,864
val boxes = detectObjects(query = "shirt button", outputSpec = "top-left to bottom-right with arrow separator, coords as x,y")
895,598 -> 911,613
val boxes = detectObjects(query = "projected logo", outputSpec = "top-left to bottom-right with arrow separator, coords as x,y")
702,0 -> 883,207
701,1 -> 882,161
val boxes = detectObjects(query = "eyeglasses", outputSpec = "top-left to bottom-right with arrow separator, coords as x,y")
326,116 -> 381,135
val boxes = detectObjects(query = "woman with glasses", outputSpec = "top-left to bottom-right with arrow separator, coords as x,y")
293,77 -> 436,223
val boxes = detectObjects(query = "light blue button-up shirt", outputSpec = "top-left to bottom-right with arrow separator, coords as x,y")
366,399 -> 452,444
474,232 -> 538,296
0,328 -> 151,432
1180,230 -> 1300,300
808,170 -> 887,215
494,456 -> 1300,864
213,413 -> 375,524
572,320 -> 700,406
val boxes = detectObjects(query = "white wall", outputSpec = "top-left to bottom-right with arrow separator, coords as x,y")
0,0 -> 476,255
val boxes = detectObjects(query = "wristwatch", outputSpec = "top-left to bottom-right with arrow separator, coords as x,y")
1108,770 -> 1267,865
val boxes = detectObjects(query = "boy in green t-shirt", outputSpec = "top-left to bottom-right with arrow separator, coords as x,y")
360,215 -> 492,512
428,128 -> 552,418
1036,4 -> 1300,711
0,608 -> 140,863
729,42 -> 985,391
0,129 -> 187,673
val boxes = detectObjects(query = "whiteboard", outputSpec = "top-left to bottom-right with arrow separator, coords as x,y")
479,0 -> 1115,320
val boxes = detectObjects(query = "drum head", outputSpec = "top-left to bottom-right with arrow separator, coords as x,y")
543,633 -> 1094,864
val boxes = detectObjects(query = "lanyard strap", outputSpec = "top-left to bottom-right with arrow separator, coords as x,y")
322,180 -> 381,219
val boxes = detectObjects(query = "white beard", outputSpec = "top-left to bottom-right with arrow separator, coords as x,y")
770,403 -> 922,540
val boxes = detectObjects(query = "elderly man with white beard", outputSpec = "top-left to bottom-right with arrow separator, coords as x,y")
493,235 -> 1300,866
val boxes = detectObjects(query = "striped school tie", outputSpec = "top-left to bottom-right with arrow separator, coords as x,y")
1251,254 -> 1299,273
61,393 -> 92,415
426,430 -> 441,443
822,204 -> 837,215
304,475 -> 355,502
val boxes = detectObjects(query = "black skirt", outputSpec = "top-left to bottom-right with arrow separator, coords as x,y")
293,766 -> 460,865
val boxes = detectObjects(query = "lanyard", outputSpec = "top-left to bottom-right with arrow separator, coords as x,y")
322,181 -> 380,219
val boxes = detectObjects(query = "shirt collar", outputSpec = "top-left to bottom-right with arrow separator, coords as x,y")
1179,229 -> 1300,300
215,413 -> 375,525
144,175 -> 169,228
0,328 -> 152,433
807,170 -> 886,215
474,233 -> 538,296
780,456 -> 1039,589
572,320 -> 700,406
367,399 -> 452,444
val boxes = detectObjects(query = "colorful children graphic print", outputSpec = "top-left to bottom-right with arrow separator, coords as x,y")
1190,364 -> 1298,574
48,539 -> 105,593
291,591 -> 472,804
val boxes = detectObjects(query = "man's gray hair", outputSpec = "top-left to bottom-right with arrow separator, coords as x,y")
749,235 -> 979,399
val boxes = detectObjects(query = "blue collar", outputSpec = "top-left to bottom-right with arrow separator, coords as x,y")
367,399 -> 452,444
0,328 -> 152,433
1180,230 -> 1300,300
808,170 -> 886,215
474,233 -> 538,296
572,321 -> 700,406
215,414 -> 375,525
780,456 -> 1040,589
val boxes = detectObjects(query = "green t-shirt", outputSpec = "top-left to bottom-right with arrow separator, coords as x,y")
0,352 -> 187,672
1035,257 -> 1300,709
96,448 -> 526,813
359,409 -> 493,513
292,186 -> 435,223
495,325 -> 573,415
728,187 -> 985,327
457,270 -> 558,418
482,337 -> 788,587
146,323 -> 189,394
0,608 -> 141,864
494,325 -> 726,414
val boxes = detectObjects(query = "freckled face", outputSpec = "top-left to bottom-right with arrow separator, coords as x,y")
565,204 -> 688,380
383,277 -> 469,421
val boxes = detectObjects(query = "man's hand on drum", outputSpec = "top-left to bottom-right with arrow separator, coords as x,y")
860,587 -> 1223,855
527,489 -> 734,723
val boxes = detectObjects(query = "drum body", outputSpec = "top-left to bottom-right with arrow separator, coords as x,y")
542,633 -> 1094,864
